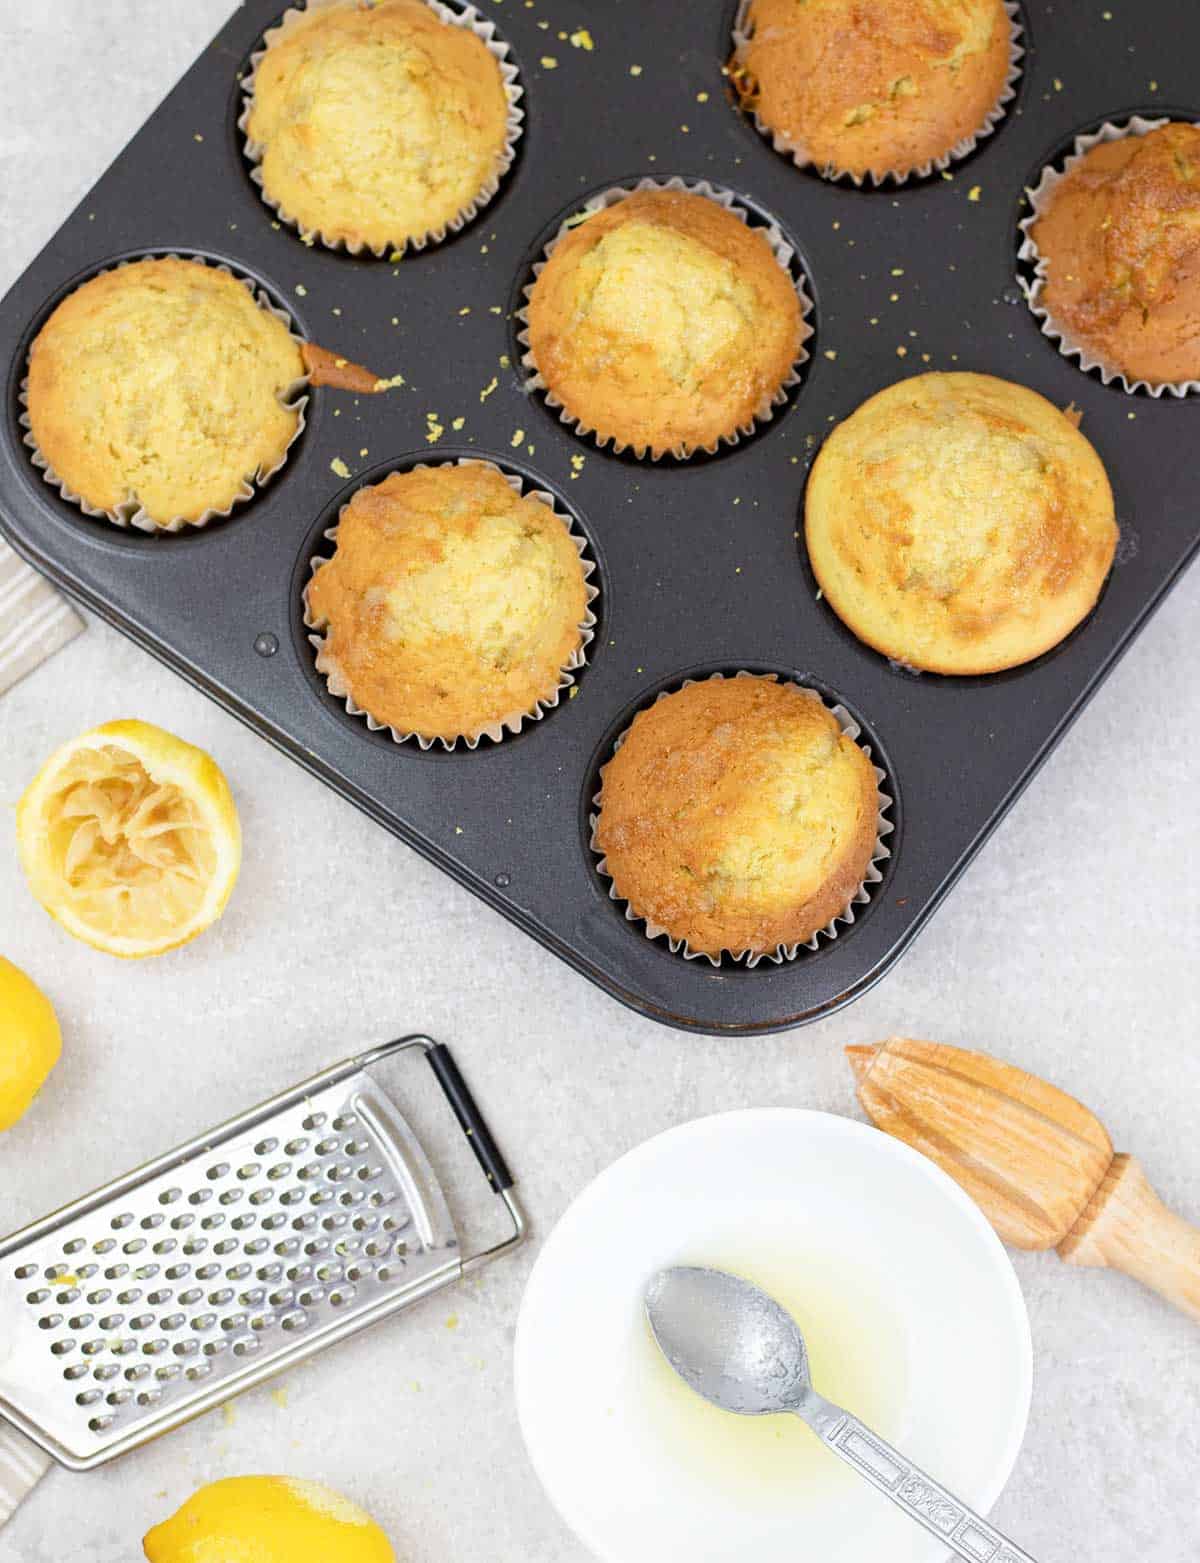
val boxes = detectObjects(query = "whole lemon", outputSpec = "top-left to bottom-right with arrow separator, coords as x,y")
0,957 -> 62,1132
143,1476 -> 396,1563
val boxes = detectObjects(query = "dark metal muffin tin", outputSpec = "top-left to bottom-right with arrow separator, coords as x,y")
1,0 -> 1195,1034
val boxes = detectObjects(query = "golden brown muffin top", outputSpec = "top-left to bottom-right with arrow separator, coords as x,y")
525,190 -> 803,457
804,373 -> 1118,675
1030,122 -> 1200,387
305,463 -> 590,744
595,677 -> 879,959
246,0 -> 510,251
734,0 -> 1011,180
26,258 -> 303,526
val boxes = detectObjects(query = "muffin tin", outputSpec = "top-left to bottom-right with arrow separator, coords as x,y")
0,0 -> 1196,1034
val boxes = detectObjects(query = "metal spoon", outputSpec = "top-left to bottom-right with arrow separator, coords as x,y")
645,1266 -> 1037,1563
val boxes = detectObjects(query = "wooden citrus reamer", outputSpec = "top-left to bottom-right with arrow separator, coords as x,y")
847,1037 -> 1200,1322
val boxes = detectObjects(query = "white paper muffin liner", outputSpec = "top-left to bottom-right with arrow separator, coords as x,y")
730,0 -> 1024,187
19,253 -> 309,535
516,176 -> 814,461
239,0 -> 524,257
1018,115 -> 1200,397
590,671 -> 894,967
302,457 -> 599,751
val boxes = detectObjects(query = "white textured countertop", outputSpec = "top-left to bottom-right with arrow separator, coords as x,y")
1,5 -> 1198,1559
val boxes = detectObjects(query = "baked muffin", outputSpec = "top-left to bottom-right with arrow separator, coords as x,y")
594,677 -> 880,959
1027,122 -> 1200,389
304,463 -> 591,745
524,189 -> 804,457
805,373 -> 1118,675
245,0 -> 511,252
732,0 -> 1013,182
25,258 -> 303,527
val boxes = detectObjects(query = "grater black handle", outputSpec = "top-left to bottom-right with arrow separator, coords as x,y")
426,1044 -> 514,1193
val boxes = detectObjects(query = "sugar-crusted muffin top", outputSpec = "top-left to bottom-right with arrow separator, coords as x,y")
734,0 -> 1011,180
1030,122 -> 1200,387
305,463 -> 589,744
525,189 -> 803,457
26,257 -> 304,526
595,677 -> 879,958
805,372 -> 1118,675
246,0 -> 510,251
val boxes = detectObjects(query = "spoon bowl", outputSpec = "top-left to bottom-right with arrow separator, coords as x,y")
645,1266 -> 812,1416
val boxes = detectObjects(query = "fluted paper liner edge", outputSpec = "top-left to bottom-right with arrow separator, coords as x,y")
19,254 -> 308,534
1017,115 -> 1200,398
303,457 -> 598,751
516,176 -> 814,461
239,0 -> 524,258
590,671 -> 894,967
729,0 -> 1024,187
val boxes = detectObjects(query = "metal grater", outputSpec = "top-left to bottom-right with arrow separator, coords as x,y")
0,1035 -> 524,1522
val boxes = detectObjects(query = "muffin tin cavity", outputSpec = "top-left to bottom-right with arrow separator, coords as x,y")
12,249 -> 310,541
582,667 -> 897,971
293,449 -> 602,755
511,175 -> 816,462
237,0 -> 526,256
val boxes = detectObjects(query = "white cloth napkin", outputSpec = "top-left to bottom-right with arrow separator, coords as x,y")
0,1422 -> 52,1526
0,541 -> 83,696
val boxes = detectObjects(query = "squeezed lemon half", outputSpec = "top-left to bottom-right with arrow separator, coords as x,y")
143,1476 -> 396,1563
0,956 -> 62,1131
16,719 -> 241,959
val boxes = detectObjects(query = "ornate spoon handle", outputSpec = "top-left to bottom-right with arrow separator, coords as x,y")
798,1394 -> 1038,1563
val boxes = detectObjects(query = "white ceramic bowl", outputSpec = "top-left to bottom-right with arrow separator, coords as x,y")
514,1110 -> 1031,1563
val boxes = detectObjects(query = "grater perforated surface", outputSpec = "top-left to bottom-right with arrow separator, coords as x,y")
0,1069 -> 459,1469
